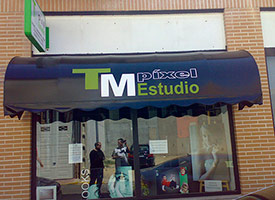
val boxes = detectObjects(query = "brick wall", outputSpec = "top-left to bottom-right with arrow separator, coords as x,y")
1,0 -> 275,12
224,7 -> 275,192
0,10 -> 32,200
0,0 -> 275,199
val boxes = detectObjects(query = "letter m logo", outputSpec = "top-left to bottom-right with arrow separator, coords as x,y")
101,74 -> 136,97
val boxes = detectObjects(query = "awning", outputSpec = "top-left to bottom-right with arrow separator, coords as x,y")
4,50 -> 262,119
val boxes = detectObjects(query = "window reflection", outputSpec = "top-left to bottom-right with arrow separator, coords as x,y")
139,106 -> 236,196
36,118 -> 135,199
35,105 -> 237,199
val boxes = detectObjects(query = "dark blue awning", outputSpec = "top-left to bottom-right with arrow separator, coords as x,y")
4,51 -> 262,119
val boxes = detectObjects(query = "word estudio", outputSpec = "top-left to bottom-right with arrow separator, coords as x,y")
72,68 -> 199,97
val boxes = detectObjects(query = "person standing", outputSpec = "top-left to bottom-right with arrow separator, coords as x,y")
112,138 -> 130,168
89,142 -> 105,197
110,138 -> 132,197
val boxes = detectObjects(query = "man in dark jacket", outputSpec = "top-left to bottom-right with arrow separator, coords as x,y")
89,142 -> 105,197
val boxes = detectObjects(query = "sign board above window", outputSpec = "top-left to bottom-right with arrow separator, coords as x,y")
33,13 -> 225,55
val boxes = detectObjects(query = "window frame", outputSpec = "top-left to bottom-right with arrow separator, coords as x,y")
265,48 -> 275,134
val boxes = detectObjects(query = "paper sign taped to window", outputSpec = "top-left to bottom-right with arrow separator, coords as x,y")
204,180 -> 222,192
149,140 -> 168,154
68,143 -> 83,164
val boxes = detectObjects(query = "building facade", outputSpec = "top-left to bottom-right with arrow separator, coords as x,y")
1,0 -> 275,199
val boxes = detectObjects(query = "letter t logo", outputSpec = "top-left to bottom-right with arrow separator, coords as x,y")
72,68 -> 111,90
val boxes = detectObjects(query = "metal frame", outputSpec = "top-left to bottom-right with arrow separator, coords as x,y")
265,48 -> 275,56
228,105 -> 241,194
31,113 -> 38,200
32,49 -> 227,57
264,48 -> 275,135
260,7 -> 275,11
43,9 -> 224,16
131,109 -> 142,198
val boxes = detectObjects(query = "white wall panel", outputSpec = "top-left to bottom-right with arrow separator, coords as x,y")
261,11 -> 275,48
37,122 -> 73,179
34,13 -> 226,55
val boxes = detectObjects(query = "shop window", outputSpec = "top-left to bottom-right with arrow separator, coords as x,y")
36,114 -> 135,199
35,105 -> 239,200
138,105 -> 237,197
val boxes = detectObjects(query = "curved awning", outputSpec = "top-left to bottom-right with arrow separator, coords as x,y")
4,50 -> 262,119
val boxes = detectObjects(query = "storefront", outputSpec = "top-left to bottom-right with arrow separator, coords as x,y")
4,50 -> 262,199
3,1 -> 275,200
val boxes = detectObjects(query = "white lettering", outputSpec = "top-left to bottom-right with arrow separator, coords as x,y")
101,74 -> 136,97
137,68 -> 198,82
159,71 -> 176,79
82,190 -> 89,198
174,71 -> 189,79
81,169 -> 89,176
137,72 -> 152,82
81,182 -> 90,190
80,168 -> 90,199
190,68 -> 198,78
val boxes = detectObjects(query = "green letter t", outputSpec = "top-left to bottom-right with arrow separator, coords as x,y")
72,68 -> 111,90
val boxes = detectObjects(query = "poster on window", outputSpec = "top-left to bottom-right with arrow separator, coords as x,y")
68,143 -> 83,164
204,180 -> 222,192
149,140 -> 168,154
156,166 -> 189,195
108,166 -> 133,198
190,115 -> 231,181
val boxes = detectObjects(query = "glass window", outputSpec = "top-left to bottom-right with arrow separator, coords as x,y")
35,105 -> 238,199
138,105 -> 238,197
36,113 -> 135,199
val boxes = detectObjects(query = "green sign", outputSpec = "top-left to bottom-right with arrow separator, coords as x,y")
24,0 -> 47,52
